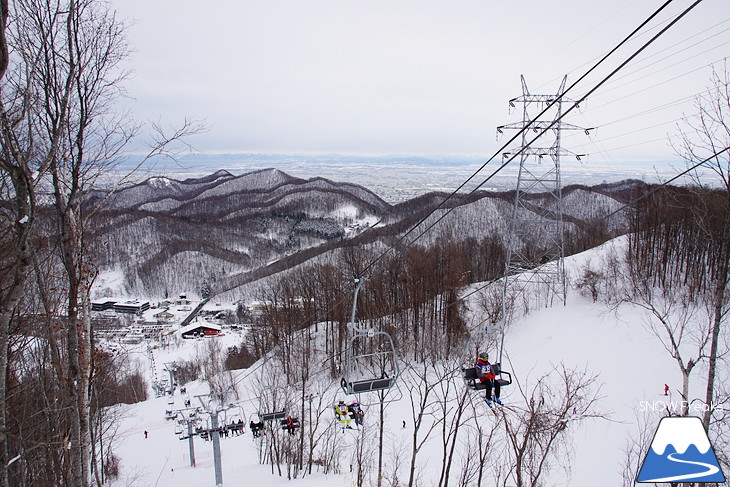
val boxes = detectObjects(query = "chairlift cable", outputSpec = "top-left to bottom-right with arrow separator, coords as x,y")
221,0 -> 706,404
358,0 -> 689,279
366,0 -> 704,286
451,144 -> 730,338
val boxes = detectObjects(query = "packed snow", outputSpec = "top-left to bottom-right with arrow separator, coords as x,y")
107,237 -> 719,486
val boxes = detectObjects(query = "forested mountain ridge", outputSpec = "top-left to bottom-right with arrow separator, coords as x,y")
86,169 -> 639,299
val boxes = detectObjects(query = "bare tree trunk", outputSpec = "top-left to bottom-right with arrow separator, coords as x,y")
0,168 -> 33,487
0,3 -> 32,484
703,195 -> 730,428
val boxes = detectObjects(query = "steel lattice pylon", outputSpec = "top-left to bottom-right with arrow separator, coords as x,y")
497,76 -> 588,348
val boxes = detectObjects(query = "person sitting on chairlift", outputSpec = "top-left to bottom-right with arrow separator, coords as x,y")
284,416 -> 297,436
348,400 -> 364,426
335,401 -> 351,426
475,352 -> 501,406
250,420 -> 264,438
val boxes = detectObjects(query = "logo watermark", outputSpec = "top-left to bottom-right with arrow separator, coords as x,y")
639,400 -> 725,415
637,416 -> 725,483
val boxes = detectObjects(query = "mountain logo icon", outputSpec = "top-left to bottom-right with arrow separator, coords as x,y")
637,416 -> 725,483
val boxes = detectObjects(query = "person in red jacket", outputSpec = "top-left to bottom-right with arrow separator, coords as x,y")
475,352 -> 501,406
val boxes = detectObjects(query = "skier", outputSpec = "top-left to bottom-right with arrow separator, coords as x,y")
475,352 -> 501,406
664,384 -> 669,396
284,416 -> 297,436
335,401 -> 351,426
250,420 -> 263,438
348,400 -> 364,426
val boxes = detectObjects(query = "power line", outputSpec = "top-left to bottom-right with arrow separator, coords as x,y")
449,144 -> 730,339
374,0 -> 707,276
223,0 -> 710,397
358,0 -> 683,277
586,16 -> 730,94
596,87 -> 712,127
533,2 -> 712,92
590,56 -> 725,111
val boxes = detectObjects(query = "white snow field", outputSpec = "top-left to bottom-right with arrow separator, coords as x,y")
111,237 -> 717,486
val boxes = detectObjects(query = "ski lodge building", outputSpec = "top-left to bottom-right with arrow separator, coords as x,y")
179,322 -> 222,339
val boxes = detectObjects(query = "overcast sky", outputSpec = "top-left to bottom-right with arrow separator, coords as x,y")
111,0 -> 730,164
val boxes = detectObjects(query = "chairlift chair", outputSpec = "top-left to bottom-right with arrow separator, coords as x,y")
257,385 -> 289,422
459,324 -> 512,391
462,362 -> 512,389
340,329 -> 399,395
222,406 -> 247,434
339,279 -> 400,401
279,417 -> 300,433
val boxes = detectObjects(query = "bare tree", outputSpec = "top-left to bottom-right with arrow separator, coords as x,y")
618,261 -> 711,416
672,62 -> 730,430
436,373 -> 471,487
458,396 -> 502,487
621,413 -> 658,487
198,339 -> 235,394
0,1 -> 201,485
0,0 -> 75,481
501,364 -> 605,487
403,362 -> 446,487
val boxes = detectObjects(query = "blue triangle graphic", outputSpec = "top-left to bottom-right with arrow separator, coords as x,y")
637,417 -> 725,483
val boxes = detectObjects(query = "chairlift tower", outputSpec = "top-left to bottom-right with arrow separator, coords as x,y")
497,75 -> 588,320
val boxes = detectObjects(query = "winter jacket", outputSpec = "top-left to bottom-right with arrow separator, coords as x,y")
475,359 -> 496,381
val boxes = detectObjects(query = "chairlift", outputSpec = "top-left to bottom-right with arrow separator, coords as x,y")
462,362 -> 512,389
249,414 -> 266,438
340,279 -> 400,401
221,405 -> 247,435
279,416 -> 300,435
333,398 -> 364,429
257,385 -> 289,422
459,324 -> 512,391
340,329 -> 399,394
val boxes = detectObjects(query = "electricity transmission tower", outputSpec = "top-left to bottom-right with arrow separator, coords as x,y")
497,75 -> 589,333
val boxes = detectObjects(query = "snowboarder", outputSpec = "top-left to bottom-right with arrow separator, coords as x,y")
475,352 -> 501,406
664,383 -> 669,396
144,430 -> 148,439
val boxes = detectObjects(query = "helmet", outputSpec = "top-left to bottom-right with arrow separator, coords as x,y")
478,351 -> 489,361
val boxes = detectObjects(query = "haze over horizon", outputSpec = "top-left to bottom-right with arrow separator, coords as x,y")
112,0 -> 730,167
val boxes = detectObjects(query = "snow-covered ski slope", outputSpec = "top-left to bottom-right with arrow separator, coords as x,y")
112,236 -> 714,486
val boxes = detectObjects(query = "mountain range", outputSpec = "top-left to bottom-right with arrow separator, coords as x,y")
86,168 -> 645,300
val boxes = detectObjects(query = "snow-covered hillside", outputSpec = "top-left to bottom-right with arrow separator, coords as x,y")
110,237 -> 720,487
